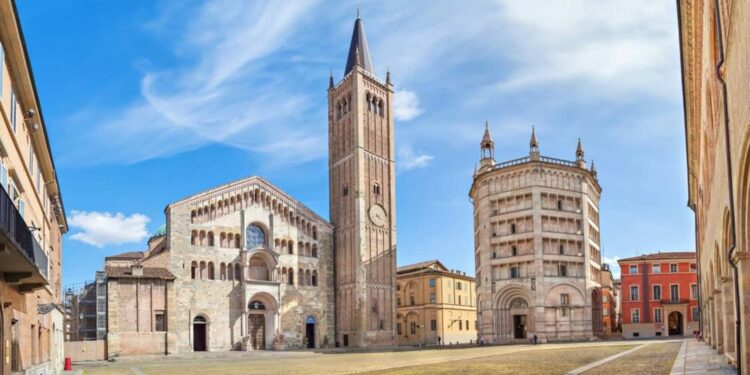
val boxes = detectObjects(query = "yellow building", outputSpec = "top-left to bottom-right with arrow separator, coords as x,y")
396,260 -> 477,346
0,1 -> 69,374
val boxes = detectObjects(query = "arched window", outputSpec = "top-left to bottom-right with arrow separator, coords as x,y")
191,230 -> 197,245
199,231 -> 206,246
208,262 -> 215,280
312,244 -> 318,258
234,264 -> 241,281
248,300 -> 266,310
366,93 -> 372,111
373,182 -> 380,195
207,232 -> 214,246
299,268 -> 305,286
220,263 -> 226,280
288,268 -> 294,285
227,263 -> 234,281
200,261 -> 206,280
343,185 -> 349,197
312,270 -> 318,286
288,242 -> 294,254
378,100 -> 384,117
246,225 -> 265,249
191,261 -> 197,279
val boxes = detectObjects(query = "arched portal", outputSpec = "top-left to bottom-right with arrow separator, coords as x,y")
591,288 -> 603,337
493,286 -> 534,342
668,311 -> 684,336
246,292 -> 278,350
305,316 -> 316,349
192,316 -> 207,351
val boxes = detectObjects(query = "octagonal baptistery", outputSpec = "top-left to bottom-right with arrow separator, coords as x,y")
470,124 -> 604,344
167,176 -> 334,352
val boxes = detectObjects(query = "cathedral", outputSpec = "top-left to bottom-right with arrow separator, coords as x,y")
102,14 -> 397,356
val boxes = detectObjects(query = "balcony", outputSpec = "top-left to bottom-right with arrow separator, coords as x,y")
0,185 -> 48,291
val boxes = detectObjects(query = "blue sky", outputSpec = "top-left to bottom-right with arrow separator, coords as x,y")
16,0 -> 693,286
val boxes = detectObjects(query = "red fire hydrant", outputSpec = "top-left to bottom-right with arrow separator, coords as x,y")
64,357 -> 72,371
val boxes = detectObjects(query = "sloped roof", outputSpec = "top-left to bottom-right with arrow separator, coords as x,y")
618,251 -> 696,262
105,251 -> 144,260
105,266 -> 175,280
397,259 -> 448,274
344,16 -> 374,75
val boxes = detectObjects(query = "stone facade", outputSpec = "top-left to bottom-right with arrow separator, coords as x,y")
470,125 -> 603,343
396,260 -> 477,346
328,15 -> 397,348
678,0 -> 750,371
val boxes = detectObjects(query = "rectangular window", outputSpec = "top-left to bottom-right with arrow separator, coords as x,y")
653,285 -> 661,300
510,266 -> 519,279
560,293 -> 570,305
430,293 -> 436,304
629,265 -> 637,274
10,91 -> 17,132
410,296 -> 415,306
457,281 -> 462,290
397,323 -> 402,335
630,286 -> 639,301
670,285 -> 679,302
692,307 -> 700,321
410,322 -> 416,334
458,320 -> 462,330
430,320 -> 437,331
670,264 -> 677,273
429,278 -> 436,288
397,297 -> 401,306
632,309 -> 640,323
559,264 -> 567,277
154,311 -> 166,331
0,162 -> 7,193
691,284 -> 698,300
654,308 -> 662,323
652,264 -> 660,273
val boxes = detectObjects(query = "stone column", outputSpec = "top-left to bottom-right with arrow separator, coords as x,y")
732,252 -> 750,374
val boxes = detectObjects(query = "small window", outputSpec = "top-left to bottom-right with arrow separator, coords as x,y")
410,322 -> 416,334
633,332 -> 640,337
397,323 -> 402,335
457,281 -> 462,290
430,320 -> 437,331
430,293 -> 436,304
458,320 -> 463,330
630,286 -> 639,301
557,200 -> 563,210
558,264 -> 567,277
691,284 -> 698,299
632,309 -> 640,323
560,293 -> 570,305
692,307 -> 700,321
652,264 -> 660,273
410,296 -> 415,306
373,183 -> 381,195
429,279 -> 436,288
379,319 -> 384,330
559,244 -> 565,255
670,264 -> 678,273
155,311 -> 166,331
510,266 -> 519,279
654,308 -> 662,323
510,223 -> 516,234
629,265 -> 637,274
342,185 -> 349,197
653,285 -> 662,300
511,246 -> 518,256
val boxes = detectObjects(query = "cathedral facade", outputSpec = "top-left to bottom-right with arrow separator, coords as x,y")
103,14 -> 396,356
470,125 -> 603,343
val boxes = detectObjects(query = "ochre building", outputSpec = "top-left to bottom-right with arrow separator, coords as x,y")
678,0 -> 750,370
0,1 -> 69,374
470,125 -> 603,343
396,260 -> 476,346
600,264 -> 618,335
102,14 -> 397,356
618,252 -> 699,339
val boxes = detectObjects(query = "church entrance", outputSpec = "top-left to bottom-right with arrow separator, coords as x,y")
305,316 -> 316,349
513,315 -> 527,339
668,311 -> 683,336
192,316 -> 207,351
248,314 -> 266,350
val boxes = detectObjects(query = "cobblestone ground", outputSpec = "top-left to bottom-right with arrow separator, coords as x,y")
76,340 -> 682,375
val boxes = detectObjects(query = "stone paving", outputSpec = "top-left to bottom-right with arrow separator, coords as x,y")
670,339 -> 736,374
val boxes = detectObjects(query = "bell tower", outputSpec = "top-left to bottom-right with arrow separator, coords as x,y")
328,13 -> 397,347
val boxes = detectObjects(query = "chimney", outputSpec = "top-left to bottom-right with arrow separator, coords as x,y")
131,265 -> 144,277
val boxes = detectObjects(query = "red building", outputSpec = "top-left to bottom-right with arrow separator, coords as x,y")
618,252 -> 699,338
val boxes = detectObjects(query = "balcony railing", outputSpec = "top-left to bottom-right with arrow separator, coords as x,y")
0,184 -> 48,281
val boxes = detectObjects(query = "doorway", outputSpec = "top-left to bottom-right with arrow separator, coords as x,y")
192,316 -> 207,351
306,323 -> 315,348
248,314 -> 266,350
513,315 -> 527,339
668,312 -> 683,336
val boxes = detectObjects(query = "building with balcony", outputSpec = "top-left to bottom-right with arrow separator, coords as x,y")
618,252 -> 699,339
0,1 -> 69,374
470,125 -> 603,343
395,260 -> 476,346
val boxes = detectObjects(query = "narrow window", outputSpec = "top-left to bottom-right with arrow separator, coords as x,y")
510,223 -> 516,234
430,320 -> 437,331
560,293 -> 569,305
342,185 -> 349,197
630,286 -> 638,301
154,311 -> 166,331
559,244 -> 565,255
397,323 -> 402,335
557,200 -> 563,210
558,264 -> 567,277
670,264 -> 677,273
511,246 -> 518,256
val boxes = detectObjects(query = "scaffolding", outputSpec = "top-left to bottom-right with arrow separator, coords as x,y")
63,271 -> 107,341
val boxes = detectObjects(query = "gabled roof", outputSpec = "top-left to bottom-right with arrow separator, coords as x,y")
344,15 -> 374,75
397,259 -> 448,274
618,251 -> 696,262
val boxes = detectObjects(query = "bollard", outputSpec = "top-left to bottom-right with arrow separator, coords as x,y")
64,357 -> 72,371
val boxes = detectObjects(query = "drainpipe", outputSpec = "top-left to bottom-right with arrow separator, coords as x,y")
711,1 -> 741,372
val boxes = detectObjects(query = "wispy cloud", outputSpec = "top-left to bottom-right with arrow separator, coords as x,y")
62,0 -> 322,166
393,89 -> 422,121
398,145 -> 434,171
602,255 -> 622,279
69,210 -> 151,248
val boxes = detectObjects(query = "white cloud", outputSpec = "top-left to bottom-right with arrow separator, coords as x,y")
393,90 -> 423,121
398,146 -> 434,171
69,210 -> 151,248
601,255 -> 622,279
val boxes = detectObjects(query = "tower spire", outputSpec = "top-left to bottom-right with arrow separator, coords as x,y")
575,138 -> 585,168
590,159 -> 598,178
529,126 -> 540,160
344,13 -> 374,75
479,121 -> 495,172
329,69 -> 334,89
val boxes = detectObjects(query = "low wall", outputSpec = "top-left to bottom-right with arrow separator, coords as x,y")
622,322 -> 700,339
64,341 -> 106,362
108,332 -> 169,358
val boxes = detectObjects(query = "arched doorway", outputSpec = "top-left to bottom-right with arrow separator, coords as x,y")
248,300 -> 267,350
305,316 -> 316,349
591,288 -> 603,337
509,298 -> 528,339
668,311 -> 683,336
193,316 -> 207,351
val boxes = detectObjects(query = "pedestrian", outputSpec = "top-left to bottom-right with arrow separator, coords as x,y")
533,334 -> 538,345
437,336 -> 441,346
